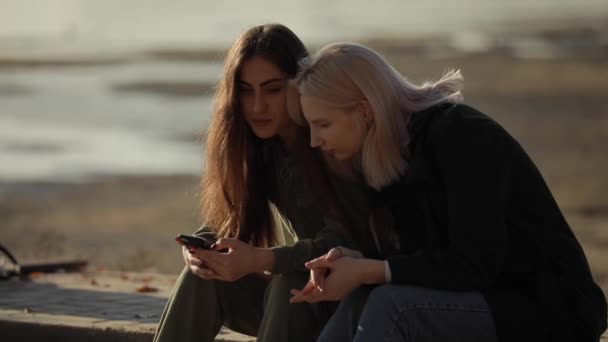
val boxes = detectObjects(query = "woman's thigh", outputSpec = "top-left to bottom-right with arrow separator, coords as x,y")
318,286 -> 375,342
259,273 -> 337,342
354,285 -> 498,342
154,268 -> 268,342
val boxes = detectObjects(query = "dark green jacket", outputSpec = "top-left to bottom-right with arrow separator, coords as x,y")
374,103 -> 606,342
264,138 -> 370,274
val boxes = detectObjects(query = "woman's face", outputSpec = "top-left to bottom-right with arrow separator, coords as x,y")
238,56 -> 291,139
300,95 -> 367,160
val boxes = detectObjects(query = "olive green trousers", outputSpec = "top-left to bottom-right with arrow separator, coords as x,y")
153,267 -> 334,342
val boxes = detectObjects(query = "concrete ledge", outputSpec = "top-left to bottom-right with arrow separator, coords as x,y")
0,319 -> 154,342
0,319 -> 252,342
0,271 -> 253,341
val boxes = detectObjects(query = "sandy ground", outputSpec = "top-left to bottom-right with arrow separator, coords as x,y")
1,22 -> 607,296
0,175 -> 201,273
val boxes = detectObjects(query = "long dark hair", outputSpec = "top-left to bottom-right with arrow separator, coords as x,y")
200,24 -> 309,247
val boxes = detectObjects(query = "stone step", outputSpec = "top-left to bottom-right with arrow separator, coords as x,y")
0,271 -> 253,341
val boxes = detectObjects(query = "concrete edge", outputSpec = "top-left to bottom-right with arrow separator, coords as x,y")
0,319 -> 154,342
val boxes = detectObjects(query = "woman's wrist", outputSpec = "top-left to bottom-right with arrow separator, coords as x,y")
254,247 -> 276,274
357,258 -> 388,285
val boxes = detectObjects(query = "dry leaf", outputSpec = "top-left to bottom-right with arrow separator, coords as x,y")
28,272 -> 45,279
136,285 -> 158,293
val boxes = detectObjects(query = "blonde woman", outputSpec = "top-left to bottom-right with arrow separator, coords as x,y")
289,43 -> 607,342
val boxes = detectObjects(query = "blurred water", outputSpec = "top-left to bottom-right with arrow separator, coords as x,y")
0,0 -> 607,183
0,62 -> 219,182
1,0 -> 607,49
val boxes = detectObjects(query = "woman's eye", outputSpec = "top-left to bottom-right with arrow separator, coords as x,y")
239,88 -> 253,93
267,87 -> 283,93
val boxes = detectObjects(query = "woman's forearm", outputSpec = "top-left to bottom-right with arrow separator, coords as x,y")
357,258 -> 387,285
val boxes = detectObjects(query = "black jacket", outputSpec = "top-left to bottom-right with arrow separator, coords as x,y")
374,103 -> 607,342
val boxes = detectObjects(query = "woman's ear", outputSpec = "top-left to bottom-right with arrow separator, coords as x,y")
359,100 -> 374,126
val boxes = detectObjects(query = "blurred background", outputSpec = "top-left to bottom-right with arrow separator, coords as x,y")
0,0 -> 607,294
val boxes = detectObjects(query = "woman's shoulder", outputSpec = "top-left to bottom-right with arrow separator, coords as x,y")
432,103 -> 494,127
409,102 -> 521,165
410,102 -> 483,138
425,102 -> 510,142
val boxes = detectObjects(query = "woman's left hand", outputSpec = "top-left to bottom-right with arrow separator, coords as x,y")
190,238 -> 262,282
289,256 -> 364,303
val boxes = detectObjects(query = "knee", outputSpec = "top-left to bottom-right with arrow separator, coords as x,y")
360,285 -> 392,320
181,267 -> 217,290
355,285 -> 422,339
341,286 -> 375,310
264,273 -> 309,308
364,284 -> 427,319
268,273 -> 309,294
367,285 -> 429,309
366,285 -> 398,310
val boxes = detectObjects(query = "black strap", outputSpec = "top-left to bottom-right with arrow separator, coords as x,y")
0,243 -> 20,279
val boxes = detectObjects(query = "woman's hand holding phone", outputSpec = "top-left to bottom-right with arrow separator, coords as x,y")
176,234 -> 218,280
177,236 -> 275,282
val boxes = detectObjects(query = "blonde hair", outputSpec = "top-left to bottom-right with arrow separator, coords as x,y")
294,42 -> 463,190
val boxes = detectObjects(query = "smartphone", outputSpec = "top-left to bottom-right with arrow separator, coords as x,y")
176,234 -> 214,250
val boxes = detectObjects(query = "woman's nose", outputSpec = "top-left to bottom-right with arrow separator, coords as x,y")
253,94 -> 267,113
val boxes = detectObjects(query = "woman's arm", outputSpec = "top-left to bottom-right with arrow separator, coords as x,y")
187,183 -> 366,281
270,213 -> 359,274
272,169 -> 369,273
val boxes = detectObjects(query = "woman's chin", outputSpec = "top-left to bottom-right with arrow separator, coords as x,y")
330,151 -> 354,161
251,127 -> 277,139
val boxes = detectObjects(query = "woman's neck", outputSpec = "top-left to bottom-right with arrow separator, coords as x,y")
277,121 -> 300,150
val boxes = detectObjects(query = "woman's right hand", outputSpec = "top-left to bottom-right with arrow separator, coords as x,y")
290,253 -> 374,303
309,246 -> 363,292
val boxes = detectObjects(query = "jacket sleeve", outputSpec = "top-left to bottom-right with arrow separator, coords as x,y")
270,216 -> 356,274
387,106 -> 514,290
270,176 -> 370,274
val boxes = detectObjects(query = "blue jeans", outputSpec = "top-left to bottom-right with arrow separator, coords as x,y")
318,285 -> 499,342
